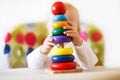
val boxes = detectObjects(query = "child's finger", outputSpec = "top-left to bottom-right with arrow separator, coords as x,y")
47,34 -> 54,42
63,26 -> 74,30
48,37 -> 53,41
64,30 -> 75,34
48,42 -> 56,47
64,31 -> 74,37
67,21 -> 73,26
48,33 -> 53,36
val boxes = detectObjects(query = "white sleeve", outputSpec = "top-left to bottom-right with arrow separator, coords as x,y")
26,46 -> 50,69
74,40 -> 98,70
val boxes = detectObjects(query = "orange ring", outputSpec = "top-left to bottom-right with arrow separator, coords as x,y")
52,21 -> 69,29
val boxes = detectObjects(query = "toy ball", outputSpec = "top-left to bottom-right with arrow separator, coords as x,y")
52,1 -> 66,15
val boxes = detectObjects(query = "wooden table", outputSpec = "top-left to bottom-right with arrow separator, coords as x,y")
0,66 -> 120,80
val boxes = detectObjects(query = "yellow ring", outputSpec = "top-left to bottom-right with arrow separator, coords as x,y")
52,21 -> 69,29
51,48 -> 73,56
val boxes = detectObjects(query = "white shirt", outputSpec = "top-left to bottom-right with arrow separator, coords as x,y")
26,41 -> 98,70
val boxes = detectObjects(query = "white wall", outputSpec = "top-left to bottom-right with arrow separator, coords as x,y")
0,0 -> 120,69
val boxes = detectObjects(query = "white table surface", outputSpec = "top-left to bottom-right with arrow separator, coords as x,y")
0,66 -> 120,80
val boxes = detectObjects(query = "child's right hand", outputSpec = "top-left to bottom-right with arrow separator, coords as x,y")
40,34 -> 56,55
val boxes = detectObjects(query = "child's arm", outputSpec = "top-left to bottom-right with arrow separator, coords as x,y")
64,22 -> 98,70
27,34 -> 56,69
74,40 -> 98,70
26,46 -> 50,69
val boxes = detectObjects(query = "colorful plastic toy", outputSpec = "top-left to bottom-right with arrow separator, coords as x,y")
52,21 -> 69,29
52,35 -> 72,43
52,28 -> 66,36
50,62 -> 76,70
4,22 -> 48,68
53,15 -> 67,22
52,1 -> 66,15
50,1 -> 77,70
51,55 -> 75,62
51,48 -> 73,56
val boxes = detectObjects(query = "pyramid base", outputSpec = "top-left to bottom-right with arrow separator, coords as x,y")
45,68 -> 83,74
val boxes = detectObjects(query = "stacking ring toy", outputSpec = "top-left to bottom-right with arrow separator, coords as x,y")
52,35 -> 72,43
51,48 -> 73,56
52,28 -> 66,36
50,62 -> 76,70
52,21 -> 69,29
51,55 -> 75,62
53,15 -> 67,22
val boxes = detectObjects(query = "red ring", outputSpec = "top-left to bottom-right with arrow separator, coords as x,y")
50,62 -> 76,70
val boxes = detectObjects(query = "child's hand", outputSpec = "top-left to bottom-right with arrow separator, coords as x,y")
40,34 -> 56,55
63,22 -> 83,46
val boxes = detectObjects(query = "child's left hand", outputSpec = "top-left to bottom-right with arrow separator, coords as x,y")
63,22 -> 83,46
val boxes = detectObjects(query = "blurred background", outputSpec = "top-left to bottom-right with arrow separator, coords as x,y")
0,0 -> 120,69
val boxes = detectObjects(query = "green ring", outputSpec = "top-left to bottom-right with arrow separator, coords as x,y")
52,28 -> 66,36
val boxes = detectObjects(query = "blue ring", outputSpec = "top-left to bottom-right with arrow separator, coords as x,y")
53,15 -> 67,22
51,55 -> 75,62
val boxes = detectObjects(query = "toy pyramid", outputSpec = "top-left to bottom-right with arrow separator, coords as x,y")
47,1 -> 82,73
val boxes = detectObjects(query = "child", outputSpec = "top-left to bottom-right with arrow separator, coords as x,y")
26,2 -> 98,70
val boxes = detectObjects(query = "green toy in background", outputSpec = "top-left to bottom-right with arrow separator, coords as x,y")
4,22 -> 48,68
85,24 -> 104,65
